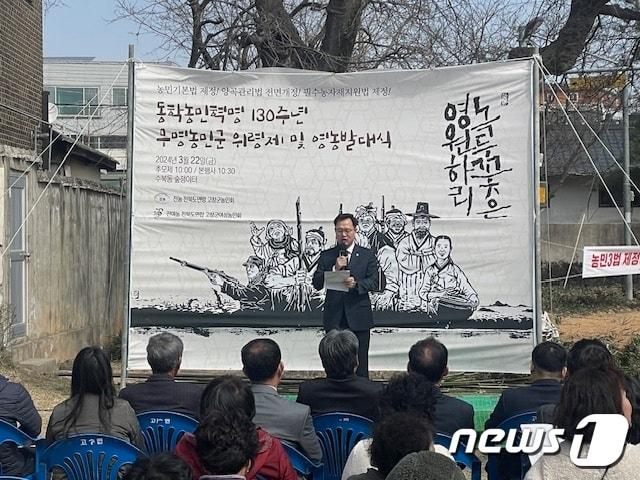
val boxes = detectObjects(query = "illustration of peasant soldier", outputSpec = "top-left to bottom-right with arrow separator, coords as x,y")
265,227 -> 326,311
418,235 -> 479,322
249,219 -> 300,274
382,207 -> 409,249
354,203 -> 392,253
396,202 -> 439,310
205,255 -> 286,311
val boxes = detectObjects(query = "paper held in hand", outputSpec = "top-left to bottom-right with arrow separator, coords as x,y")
325,270 -> 351,292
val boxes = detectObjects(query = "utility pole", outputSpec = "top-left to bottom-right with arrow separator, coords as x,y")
623,81 -> 633,300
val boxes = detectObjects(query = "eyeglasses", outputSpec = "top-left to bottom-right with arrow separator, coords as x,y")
335,229 -> 355,234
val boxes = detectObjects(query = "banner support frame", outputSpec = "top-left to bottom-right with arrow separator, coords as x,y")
120,44 -> 135,389
532,54 -> 543,344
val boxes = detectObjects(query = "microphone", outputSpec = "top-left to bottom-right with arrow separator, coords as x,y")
338,250 -> 348,269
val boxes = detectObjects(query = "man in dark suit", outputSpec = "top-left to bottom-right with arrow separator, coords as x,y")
485,341 -> 566,480
241,338 -> 322,462
407,337 -> 474,436
312,212 -> 380,378
119,332 -> 203,418
297,330 -> 382,420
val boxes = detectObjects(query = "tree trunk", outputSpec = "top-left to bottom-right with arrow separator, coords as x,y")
317,0 -> 367,72
540,0 -> 609,75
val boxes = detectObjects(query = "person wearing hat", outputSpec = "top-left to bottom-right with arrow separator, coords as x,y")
207,255 -> 286,311
264,227 -> 327,312
354,203 -> 392,254
382,207 -> 409,249
396,202 -> 439,310
249,219 -> 299,274
312,213 -> 381,378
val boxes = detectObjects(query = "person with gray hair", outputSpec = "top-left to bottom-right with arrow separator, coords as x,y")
296,330 -> 382,419
119,332 -> 203,418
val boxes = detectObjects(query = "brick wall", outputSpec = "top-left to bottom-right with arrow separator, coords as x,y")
0,0 -> 42,151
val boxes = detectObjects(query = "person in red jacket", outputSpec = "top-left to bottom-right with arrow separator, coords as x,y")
175,375 -> 296,480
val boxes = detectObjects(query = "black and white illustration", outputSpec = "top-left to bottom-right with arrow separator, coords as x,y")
129,60 -> 536,372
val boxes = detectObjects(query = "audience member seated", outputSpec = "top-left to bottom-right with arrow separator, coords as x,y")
342,373 -> 450,480
485,341 -> 566,479
624,374 -> 640,444
537,338 -> 614,423
0,373 -> 41,476
296,330 -> 382,419
119,332 -> 203,418
125,453 -> 194,480
175,375 -> 296,480
46,346 -> 145,449
196,410 -> 259,480
241,338 -> 322,462
348,412 -> 435,480
525,367 -> 639,479
386,451 -> 465,480
407,337 -> 474,435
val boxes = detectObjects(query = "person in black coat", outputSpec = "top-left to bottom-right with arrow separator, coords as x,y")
312,213 -> 380,378
407,337 -> 475,436
0,374 -> 41,476
297,330 -> 382,420
119,332 -> 203,418
484,341 -> 566,480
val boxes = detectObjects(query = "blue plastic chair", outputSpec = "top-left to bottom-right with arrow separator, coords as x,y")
312,413 -> 373,480
486,411 -> 538,480
281,441 -> 324,480
0,419 -> 42,480
434,433 -> 481,480
136,411 -> 198,454
39,434 -> 146,480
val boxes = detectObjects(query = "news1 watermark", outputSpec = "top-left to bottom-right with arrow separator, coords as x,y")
450,414 -> 630,468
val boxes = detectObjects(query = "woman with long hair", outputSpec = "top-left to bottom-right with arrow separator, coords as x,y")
46,346 -> 144,449
525,367 -> 638,479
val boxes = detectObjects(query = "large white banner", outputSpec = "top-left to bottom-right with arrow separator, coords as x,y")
129,60 -> 537,373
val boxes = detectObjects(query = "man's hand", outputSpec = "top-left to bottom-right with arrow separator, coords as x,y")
335,255 -> 348,270
343,276 -> 357,289
249,221 -> 264,238
205,269 -> 223,287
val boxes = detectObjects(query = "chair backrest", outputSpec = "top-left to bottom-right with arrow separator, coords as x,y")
136,411 -> 199,454
40,434 -> 146,480
0,420 -> 35,448
434,433 -> 481,480
281,441 -> 324,480
486,411 -> 538,480
312,413 -> 372,480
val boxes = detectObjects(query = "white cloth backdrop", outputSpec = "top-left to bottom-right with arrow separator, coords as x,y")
129,60 -> 537,373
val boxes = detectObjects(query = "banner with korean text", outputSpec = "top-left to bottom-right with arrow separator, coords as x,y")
582,246 -> 640,278
128,60 -> 537,373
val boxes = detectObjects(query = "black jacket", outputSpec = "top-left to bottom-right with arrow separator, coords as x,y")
312,245 -> 379,331
484,379 -> 562,429
484,379 -> 563,480
296,375 -> 383,420
432,387 -> 475,436
119,374 -> 204,419
0,375 -> 41,476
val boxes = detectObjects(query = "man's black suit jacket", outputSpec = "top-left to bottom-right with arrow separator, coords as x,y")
484,379 -> 563,429
433,388 -> 475,436
296,375 -> 383,420
118,374 -> 204,419
312,244 -> 378,331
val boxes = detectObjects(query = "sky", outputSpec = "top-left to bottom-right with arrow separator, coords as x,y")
44,0 -> 173,62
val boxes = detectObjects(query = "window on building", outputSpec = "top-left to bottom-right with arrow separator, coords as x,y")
113,87 -> 128,107
598,168 -> 640,208
49,87 -> 100,117
100,136 -> 127,149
